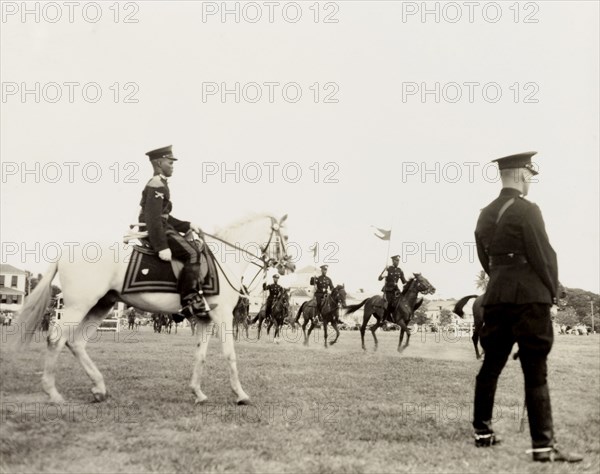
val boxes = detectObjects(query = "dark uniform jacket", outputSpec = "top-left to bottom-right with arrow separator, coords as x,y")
139,175 -> 190,252
475,187 -> 558,306
381,266 -> 407,292
263,283 -> 283,301
310,275 -> 334,295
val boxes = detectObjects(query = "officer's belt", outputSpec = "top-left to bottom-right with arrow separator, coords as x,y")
489,254 -> 528,267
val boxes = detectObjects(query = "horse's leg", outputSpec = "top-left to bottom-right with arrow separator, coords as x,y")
42,300 -> 99,402
302,318 -> 310,346
473,318 -> 484,359
190,319 -> 213,404
65,296 -> 116,402
213,311 -> 250,405
370,319 -> 382,352
395,319 -> 407,352
360,311 -> 371,351
329,320 -> 340,345
257,316 -> 263,340
306,318 -> 316,346
42,320 -> 70,403
323,321 -> 328,348
273,321 -> 280,344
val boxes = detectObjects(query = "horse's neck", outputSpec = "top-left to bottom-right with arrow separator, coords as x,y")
402,281 -> 418,303
213,215 -> 272,281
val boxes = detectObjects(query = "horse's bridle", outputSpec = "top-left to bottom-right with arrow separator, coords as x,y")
203,216 -> 291,297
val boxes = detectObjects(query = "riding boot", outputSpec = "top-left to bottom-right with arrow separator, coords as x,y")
525,384 -> 554,449
473,375 -> 500,446
178,262 -> 200,299
177,263 -> 213,321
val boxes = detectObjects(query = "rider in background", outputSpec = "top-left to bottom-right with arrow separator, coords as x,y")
139,145 -> 211,319
263,274 -> 283,321
378,255 -> 407,324
310,265 -> 335,321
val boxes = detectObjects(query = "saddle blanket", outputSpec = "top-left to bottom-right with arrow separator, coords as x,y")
122,246 -> 220,296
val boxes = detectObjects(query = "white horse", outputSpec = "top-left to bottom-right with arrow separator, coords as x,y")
9,214 -> 294,405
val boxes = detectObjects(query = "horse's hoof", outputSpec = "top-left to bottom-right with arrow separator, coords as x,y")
92,390 -> 109,403
194,396 -> 208,405
237,398 -> 251,406
49,395 -> 65,404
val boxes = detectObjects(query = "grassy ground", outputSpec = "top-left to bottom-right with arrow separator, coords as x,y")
1,325 -> 598,473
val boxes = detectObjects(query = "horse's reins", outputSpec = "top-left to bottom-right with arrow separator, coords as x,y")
202,225 -> 288,298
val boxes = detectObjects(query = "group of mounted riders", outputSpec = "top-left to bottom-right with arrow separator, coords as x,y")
134,145 -> 430,345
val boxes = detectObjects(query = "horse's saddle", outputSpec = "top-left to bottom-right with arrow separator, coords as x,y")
121,230 -> 219,296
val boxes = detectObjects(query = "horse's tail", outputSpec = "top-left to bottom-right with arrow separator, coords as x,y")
453,294 -> 479,318
344,298 -> 369,315
295,301 -> 308,323
8,262 -> 58,351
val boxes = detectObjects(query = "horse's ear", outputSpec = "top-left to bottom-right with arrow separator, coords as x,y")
342,283 -> 345,288
279,214 -> 288,224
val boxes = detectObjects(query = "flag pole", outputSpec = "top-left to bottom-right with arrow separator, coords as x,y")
386,225 -> 392,261
381,224 -> 393,276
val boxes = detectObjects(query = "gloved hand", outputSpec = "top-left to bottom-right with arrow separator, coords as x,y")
158,249 -> 172,261
190,223 -> 204,237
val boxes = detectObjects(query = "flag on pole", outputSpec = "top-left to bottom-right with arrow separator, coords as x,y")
372,226 -> 392,241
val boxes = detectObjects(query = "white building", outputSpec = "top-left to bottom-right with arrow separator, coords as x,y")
0,264 -> 27,313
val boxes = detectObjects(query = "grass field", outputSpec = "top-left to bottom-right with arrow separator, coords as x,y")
1,325 -> 599,473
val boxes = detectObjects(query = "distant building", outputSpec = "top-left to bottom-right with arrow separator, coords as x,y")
0,264 -> 27,312
423,299 -> 472,324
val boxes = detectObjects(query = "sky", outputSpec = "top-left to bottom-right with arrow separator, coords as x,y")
1,1 -> 599,299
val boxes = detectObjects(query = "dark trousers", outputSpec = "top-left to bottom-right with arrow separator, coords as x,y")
384,290 -> 397,320
473,303 -> 554,448
265,299 -> 274,319
166,230 -> 202,304
315,294 -> 325,316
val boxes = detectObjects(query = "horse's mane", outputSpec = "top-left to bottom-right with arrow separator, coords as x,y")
214,213 -> 274,240
401,278 -> 415,295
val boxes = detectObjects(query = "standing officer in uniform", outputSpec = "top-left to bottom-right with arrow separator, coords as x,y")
472,152 -> 582,463
378,255 -> 407,324
139,145 -> 212,320
310,265 -> 335,320
263,274 -> 283,320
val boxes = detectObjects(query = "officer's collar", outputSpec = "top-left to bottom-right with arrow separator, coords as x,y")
159,174 -> 168,182
500,187 -> 522,197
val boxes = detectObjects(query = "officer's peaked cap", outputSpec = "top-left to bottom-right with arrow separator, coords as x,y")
492,151 -> 538,175
146,145 -> 177,161
320,265 -> 328,270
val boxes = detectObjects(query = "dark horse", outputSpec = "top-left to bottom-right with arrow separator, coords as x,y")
453,294 -> 484,359
152,313 -> 169,333
295,285 -> 347,348
345,274 -> 436,352
232,295 -> 250,341
254,289 -> 291,343
454,284 -> 566,359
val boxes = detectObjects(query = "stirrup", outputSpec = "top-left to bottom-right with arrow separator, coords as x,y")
183,294 -> 214,318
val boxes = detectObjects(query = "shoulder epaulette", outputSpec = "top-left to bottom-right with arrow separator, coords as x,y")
146,175 -> 165,188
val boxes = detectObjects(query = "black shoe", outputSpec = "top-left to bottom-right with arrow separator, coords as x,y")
531,447 -> 583,463
474,432 -> 502,447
